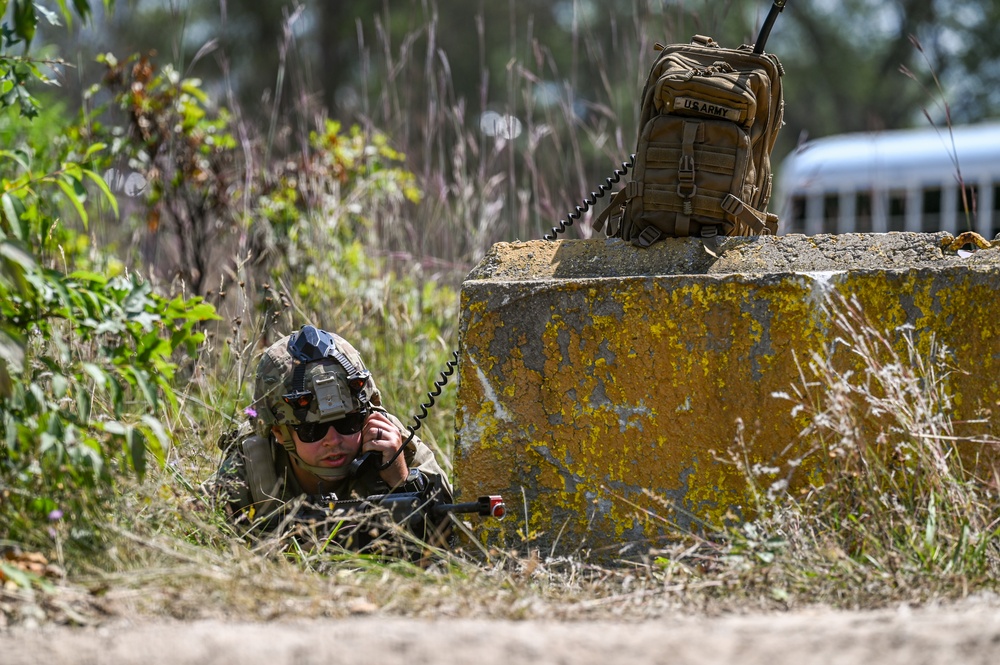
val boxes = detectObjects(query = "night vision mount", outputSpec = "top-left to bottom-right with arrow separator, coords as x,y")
282,325 -> 372,421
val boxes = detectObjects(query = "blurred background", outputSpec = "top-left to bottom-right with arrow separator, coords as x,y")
37,0 -> 1000,273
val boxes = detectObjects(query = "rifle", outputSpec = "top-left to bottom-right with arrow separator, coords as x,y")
289,475 -> 506,553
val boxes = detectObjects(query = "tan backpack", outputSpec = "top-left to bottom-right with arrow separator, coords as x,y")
594,30 -> 786,246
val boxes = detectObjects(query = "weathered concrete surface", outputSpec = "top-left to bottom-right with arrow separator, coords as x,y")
454,233 -> 1000,559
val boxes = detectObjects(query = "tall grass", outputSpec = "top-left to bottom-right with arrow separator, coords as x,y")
343,1 -> 754,267
727,293 -> 1000,601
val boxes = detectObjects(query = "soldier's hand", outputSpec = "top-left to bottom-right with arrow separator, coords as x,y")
361,411 -> 408,487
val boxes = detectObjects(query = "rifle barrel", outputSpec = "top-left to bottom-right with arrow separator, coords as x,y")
436,501 -> 482,514
432,495 -> 506,519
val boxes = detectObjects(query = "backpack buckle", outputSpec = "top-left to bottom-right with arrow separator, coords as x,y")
634,225 -> 662,248
677,155 -> 696,199
677,182 -> 697,199
678,155 -> 695,179
721,194 -> 744,216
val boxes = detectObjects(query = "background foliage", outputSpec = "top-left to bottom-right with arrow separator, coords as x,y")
42,0 -> 1000,262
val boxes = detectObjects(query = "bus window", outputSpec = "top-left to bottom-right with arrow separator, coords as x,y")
922,188 -> 942,233
888,190 -> 906,232
788,195 -> 806,234
775,123 -> 1000,236
855,192 -> 872,232
957,184 -> 977,231
823,194 -> 839,234
993,184 -> 1000,238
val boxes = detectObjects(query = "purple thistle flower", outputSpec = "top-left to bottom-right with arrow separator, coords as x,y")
48,509 -> 63,521
244,406 -> 258,418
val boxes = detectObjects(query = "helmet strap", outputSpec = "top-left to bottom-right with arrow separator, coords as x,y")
275,425 -> 294,449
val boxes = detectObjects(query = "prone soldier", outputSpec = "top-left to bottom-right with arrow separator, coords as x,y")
212,324 -> 454,550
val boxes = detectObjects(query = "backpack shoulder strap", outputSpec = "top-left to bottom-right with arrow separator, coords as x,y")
241,435 -> 283,520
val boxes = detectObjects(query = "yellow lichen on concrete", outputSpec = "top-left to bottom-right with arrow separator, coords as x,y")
455,239 -> 1000,559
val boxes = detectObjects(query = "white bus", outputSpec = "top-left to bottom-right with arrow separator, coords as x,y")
774,122 -> 1000,238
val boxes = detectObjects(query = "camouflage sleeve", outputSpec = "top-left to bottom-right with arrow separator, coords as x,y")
205,445 -> 255,525
381,410 -> 454,498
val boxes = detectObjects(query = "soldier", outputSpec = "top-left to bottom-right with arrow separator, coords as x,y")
213,324 -> 452,547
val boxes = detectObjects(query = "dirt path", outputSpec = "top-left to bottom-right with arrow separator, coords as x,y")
4,602 -> 1000,665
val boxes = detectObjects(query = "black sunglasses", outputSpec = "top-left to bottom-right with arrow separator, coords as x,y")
293,412 -> 366,443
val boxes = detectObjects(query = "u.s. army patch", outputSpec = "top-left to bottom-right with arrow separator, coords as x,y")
674,96 -> 742,122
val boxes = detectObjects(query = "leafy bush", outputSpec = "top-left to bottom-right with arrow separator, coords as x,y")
1,11 -> 219,558
0,257 -> 217,551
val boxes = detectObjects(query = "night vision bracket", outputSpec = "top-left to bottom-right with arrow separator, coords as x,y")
282,325 -> 372,419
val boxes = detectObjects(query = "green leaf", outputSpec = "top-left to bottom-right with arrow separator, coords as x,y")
82,169 -> 119,217
128,426 -> 146,477
80,361 -> 106,388
34,3 -> 60,26
0,562 -> 32,590
82,142 -> 106,159
75,383 -> 92,422
42,269 -> 74,314
122,279 -> 152,315
55,0 -> 70,25
0,148 -> 30,172
129,367 -> 158,410
72,437 -> 104,475
1,194 -> 29,243
67,270 -> 108,285
0,364 -> 9,399
128,309 -> 158,331
13,0 -> 38,45
103,420 -> 127,435
0,339 -> 14,396
108,376 -> 124,416
39,431 -> 60,455
72,0 -> 93,21
51,373 -> 68,399
55,177 -> 88,228
0,240 -> 38,272
141,414 -> 169,465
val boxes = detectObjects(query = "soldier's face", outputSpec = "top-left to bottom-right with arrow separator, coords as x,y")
278,421 -> 364,472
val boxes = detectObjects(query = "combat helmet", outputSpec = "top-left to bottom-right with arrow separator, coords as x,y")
251,325 -> 380,479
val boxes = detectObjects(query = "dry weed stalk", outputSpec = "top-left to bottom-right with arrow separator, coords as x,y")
736,292 -> 1000,598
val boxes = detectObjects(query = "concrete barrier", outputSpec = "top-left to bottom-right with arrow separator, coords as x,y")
453,233 -> 1000,560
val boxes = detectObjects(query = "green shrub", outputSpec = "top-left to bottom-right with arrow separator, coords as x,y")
1,21 -> 219,557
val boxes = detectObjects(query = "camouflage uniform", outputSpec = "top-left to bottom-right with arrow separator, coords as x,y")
212,326 -> 452,534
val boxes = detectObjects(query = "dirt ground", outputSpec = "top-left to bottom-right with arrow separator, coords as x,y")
4,599 -> 1000,665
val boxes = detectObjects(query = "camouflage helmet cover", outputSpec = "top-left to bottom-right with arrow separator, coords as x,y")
251,326 -> 381,436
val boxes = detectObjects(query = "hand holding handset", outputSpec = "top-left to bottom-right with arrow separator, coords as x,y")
345,423 -> 505,520
348,449 -> 382,477
348,411 -> 405,478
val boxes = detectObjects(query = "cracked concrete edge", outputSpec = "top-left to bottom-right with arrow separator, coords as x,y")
464,233 -> 1000,282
